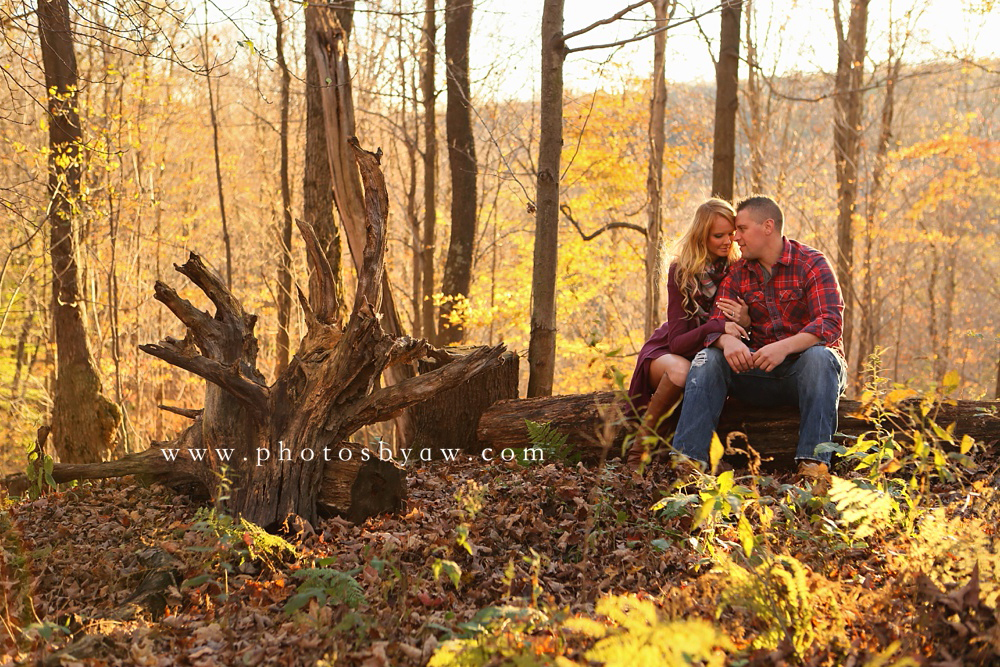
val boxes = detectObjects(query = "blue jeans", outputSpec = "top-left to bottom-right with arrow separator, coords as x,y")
673,345 -> 847,465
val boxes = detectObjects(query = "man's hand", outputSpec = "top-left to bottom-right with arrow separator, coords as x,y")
752,341 -> 789,372
719,334 -> 753,373
717,296 -> 749,328
724,321 -> 749,340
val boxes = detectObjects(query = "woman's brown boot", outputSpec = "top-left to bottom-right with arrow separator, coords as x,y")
626,376 -> 684,469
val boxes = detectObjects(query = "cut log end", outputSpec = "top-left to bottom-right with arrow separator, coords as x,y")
318,447 -> 407,524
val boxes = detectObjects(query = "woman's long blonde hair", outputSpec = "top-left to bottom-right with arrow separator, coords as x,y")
671,198 -> 739,318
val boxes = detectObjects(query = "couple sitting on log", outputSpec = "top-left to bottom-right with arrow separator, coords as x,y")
626,195 -> 845,488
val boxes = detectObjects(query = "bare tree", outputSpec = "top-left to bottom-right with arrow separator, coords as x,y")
527,0 -> 566,397
833,0 -> 869,360
269,0 -> 294,374
712,0 -> 742,200
855,52 -> 902,389
200,9 -> 233,290
439,0 -> 477,344
421,0 -> 438,344
527,1 -> 725,396
38,0 -> 121,463
644,0 -> 674,338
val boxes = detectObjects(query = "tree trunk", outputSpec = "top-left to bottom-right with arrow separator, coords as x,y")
438,0 -> 478,345
478,392 -> 1000,465
744,1 -> 765,192
200,12 -> 233,290
644,0 -> 671,339
303,5 -> 345,322
995,345 -> 999,400
833,0 -> 869,363
711,0 -> 742,201
856,55 -> 900,390
270,0 -> 294,374
307,3 -> 415,444
527,0 -> 565,398
38,0 -> 121,464
421,0 -> 438,344
410,348 -> 519,455
132,140 -> 505,528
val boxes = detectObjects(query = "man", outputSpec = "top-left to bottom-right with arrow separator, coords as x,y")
671,195 -> 846,485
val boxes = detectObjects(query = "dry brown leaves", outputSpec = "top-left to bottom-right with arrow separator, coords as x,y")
1,457 -> 996,666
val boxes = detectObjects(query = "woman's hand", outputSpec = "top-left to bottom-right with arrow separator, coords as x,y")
724,320 -> 749,341
717,296 -> 750,328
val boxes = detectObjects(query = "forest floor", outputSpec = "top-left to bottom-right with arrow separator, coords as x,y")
1,429 -> 998,667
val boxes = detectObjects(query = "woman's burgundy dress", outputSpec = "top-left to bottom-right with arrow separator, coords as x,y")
626,261 -> 728,416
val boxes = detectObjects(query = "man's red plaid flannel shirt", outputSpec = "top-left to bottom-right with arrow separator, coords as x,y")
704,237 -> 844,356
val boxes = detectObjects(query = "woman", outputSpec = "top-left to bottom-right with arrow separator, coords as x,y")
626,198 -> 749,466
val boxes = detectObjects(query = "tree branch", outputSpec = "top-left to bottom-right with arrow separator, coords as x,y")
152,281 -> 215,338
173,252 -> 244,323
347,137 -> 388,316
139,341 -> 269,413
157,404 -> 203,419
566,3 -> 725,54
563,0 -> 652,41
296,218 -> 341,326
349,344 -> 506,427
561,204 -> 647,240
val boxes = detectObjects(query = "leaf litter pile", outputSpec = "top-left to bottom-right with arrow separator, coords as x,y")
2,446 -> 998,666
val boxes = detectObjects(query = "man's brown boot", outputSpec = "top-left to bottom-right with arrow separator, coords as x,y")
796,461 -> 831,496
626,376 -> 683,470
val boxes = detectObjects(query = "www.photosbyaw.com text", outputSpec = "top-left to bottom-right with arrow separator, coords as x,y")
159,441 -> 545,466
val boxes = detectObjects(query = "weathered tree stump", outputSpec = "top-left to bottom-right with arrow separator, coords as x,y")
477,391 -> 1000,466
6,139 -> 505,528
409,347 -> 519,456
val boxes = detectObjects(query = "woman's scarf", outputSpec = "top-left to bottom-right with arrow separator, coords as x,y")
692,259 -> 729,324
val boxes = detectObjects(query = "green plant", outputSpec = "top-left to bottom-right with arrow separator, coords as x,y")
23,440 -> 56,501
651,469 -> 764,559
428,605 -> 558,667
828,476 -> 896,541
189,506 -> 296,570
901,501 -> 1000,608
283,558 -> 366,614
819,356 -> 979,534
564,594 -> 733,667
715,551 -> 842,657
432,558 -> 463,590
525,420 -> 577,464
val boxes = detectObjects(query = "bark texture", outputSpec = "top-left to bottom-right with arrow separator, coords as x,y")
410,348 -> 518,455
527,0 -> 565,398
270,0 -> 294,374
833,0 -> 870,361
421,0 -> 438,343
38,0 -> 121,464
308,3 -> 415,443
303,5 -> 345,319
644,0 -> 671,339
438,0 -> 477,345
711,0 -> 742,201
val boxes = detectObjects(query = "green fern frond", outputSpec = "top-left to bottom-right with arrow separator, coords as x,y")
830,476 -> 895,540
716,552 -> 823,656
524,420 -> 575,463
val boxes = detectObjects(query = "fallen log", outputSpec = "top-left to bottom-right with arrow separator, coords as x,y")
477,391 -> 1000,466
